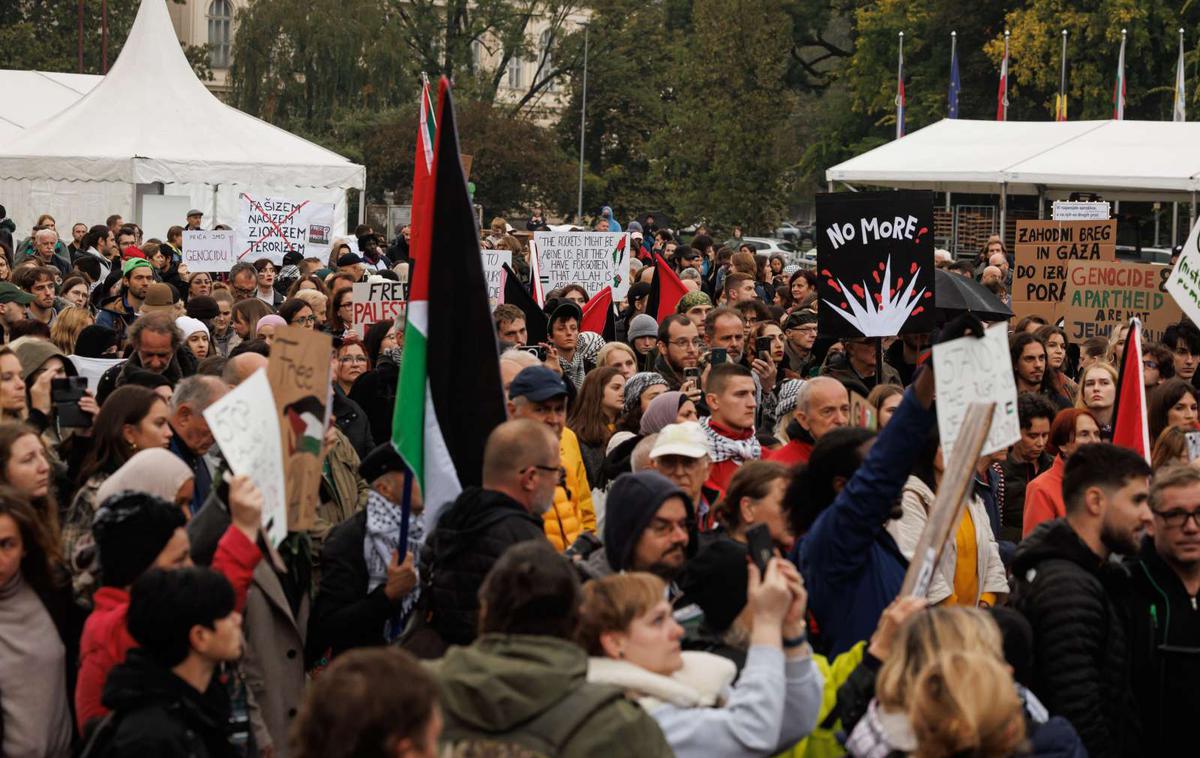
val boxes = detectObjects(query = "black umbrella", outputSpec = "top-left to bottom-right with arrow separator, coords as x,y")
933,268 -> 1013,322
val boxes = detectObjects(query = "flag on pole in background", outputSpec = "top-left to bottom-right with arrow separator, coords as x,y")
1114,29 -> 1127,120
645,253 -> 690,322
581,285 -> 616,341
996,31 -> 1010,121
948,32 -> 961,119
895,32 -> 906,139
393,77 -> 507,527
1055,30 -> 1068,121
500,262 -> 548,345
409,77 -> 436,262
1175,29 -> 1187,122
1111,320 -> 1151,463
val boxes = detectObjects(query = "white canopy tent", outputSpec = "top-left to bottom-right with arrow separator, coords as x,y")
0,70 -> 101,143
0,0 -> 364,235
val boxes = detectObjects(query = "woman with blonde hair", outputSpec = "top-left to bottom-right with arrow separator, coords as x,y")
908,651 -> 1026,758
597,341 -> 638,379
50,305 -> 95,355
579,565 -> 822,757
1075,361 -> 1118,439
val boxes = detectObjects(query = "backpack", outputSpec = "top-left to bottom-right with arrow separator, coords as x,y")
439,683 -> 626,758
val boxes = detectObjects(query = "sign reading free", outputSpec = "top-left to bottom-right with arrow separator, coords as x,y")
351,280 -> 407,338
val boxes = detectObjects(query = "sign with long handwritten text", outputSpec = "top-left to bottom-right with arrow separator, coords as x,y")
1064,259 -> 1180,344
533,231 -> 630,300
1011,219 -> 1116,322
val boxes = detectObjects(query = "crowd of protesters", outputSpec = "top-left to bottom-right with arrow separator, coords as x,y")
0,205 -> 1196,758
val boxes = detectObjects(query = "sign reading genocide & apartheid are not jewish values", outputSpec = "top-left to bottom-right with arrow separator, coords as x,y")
815,190 -> 936,339
1064,259 -> 1180,344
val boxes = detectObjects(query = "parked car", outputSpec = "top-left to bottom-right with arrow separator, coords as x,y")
725,237 -> 809,267
774,222 -> 815,244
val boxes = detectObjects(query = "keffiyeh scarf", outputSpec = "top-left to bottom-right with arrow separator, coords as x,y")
698,416 -> 762,464
364,489 -> 424,639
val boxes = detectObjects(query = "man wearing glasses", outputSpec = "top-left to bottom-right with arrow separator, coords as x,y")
782,311 -> 819,379
507,366 -> 595,553
653,315 -> 702,400
1127,465 -> 1200,754
228,262 -> 258,302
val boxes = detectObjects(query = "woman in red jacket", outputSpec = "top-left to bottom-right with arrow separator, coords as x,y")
1022,408 -> 1101,537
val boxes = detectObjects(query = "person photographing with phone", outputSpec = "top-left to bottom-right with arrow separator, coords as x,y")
653,315 -> 704,405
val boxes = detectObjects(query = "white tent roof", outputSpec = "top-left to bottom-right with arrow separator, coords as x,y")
0,0 -> 363,190
827,118 -> 1200,200
0,70 -> 101,142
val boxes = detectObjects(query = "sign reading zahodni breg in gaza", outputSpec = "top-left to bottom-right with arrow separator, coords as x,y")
1010,219 -> 1116,324
815,190 -> 935,338
237,193 -> 335,266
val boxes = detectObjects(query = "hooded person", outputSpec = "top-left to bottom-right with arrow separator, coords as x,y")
640,391 -> 689,436
627,314 -> 660,370
73,325 -> 120,359
595,471 -> 697,594
617,282 -> 652,344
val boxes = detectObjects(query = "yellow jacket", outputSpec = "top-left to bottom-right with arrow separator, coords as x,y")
774,642 -> 865,758
542,428 -> 596,550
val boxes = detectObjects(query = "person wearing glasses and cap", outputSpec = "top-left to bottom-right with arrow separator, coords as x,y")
507,365 -> 596,552
184,209 -> 204,231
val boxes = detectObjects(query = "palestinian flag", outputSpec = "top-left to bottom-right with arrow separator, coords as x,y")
393,77 -> 507,524
645,252 -> 690,322
1111,319 -> 1150,462
410,78 -> 436,263
501,262 -> 548,345
582,286 -> 616,341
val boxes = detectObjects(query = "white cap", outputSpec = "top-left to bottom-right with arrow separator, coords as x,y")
650,422 -> 711,460
175,316 -> 209,340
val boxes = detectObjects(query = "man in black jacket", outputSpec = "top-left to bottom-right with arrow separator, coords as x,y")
96,567 -> 242,757
1011,443 -> 1153,758
417,419 -> 558,650
1126,464 -> 1200,755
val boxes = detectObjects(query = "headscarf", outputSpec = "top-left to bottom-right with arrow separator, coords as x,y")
640,390 -> 685,435
95,448 -> 194,506
256,314 -> 286,332
623,372 -> 668,415
73,325 -> 119,358
775,379 -> 804,421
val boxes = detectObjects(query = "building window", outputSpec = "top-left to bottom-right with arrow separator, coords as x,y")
208,0 -> 232,68
539,30 -> 556,92
507,49 -> 524,89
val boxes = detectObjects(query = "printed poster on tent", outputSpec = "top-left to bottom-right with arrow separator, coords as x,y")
532,231 -> 631,301
815,190 -> 935,338
237,193 -> 335,266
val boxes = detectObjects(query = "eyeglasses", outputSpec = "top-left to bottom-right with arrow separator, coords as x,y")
668,338 -> 704,349
788,325 -> 818,334
1144,360 -> 1159,371
293,315 -> 317,325
526,464 -> 568,487
1153,509 -> 1200,529
338,355 -> 368,364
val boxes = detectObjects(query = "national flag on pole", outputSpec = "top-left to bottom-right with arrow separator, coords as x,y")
393,77 -> 507,525
581,285 -> 616,341
501,262 -> 548,345
895,32 -> 906,139
409,77 -> 436,263
645,253 -> 690,322
1174,29 -> 1187,122
1114,29 -> 1127,120
1111,319 -> 1151,462
1055,30 -> 1068,121
996,31 -> 1010,121
948,32 -> 961,119
528,239 -> 546,307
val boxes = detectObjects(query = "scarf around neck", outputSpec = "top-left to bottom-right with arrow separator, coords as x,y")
364,489 -> 423,639
699,416 -> 761,463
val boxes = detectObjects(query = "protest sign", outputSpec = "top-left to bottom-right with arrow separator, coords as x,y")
533,231 -> 631,300
350,280 -> 407,338
815,190 -> 935,338
267,326 -> 333,532
1063,260 -> 1180,344
68,356 -> 124,394
1011,220 -> 1115,321
901,402 -> 994,598
203,369 -> 287,547
932,323 -> 1021,459
183,230 -> 236,273
482,249 -> 513,304
848,391 -> 878,431
1051,201 -> 1111,221
1166,219 -> 1200,328
237,193 -> 335,265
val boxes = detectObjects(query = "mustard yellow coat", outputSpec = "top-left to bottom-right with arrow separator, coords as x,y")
542,428 -> 596,550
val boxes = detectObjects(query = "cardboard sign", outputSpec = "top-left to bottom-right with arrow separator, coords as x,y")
350,280 -> 407,338
849,390 -> 878,431
1051,201 -> 1111,221
533,231 -> 631,300
237,193 -> 335,265
1166,219 -> 1200,329
1063,260 -> 1180,344
202,369 -> 288,547
183,230 -> 237,273
815,190 -> 935,338
482,249 -> 512,305
932,323 -> 1021,459
266,326 -> 333,532
1011,220 -> 1116,312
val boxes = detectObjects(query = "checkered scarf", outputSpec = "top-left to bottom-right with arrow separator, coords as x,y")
699,416 -> 761,464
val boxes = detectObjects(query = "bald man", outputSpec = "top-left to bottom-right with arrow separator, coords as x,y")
766,376 -> 850,465
222,352 -> 269,387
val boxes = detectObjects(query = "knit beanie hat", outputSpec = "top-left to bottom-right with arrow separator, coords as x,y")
676,291 -> 712,314
185,295 -> 220,321
678,539 -> 749,633
74,325 -> 119,358
603,471 -> 691,572
93,492 -> 187,588
627,314 -> 658,341
623,372 -> 668,415
175,316 -> 209,341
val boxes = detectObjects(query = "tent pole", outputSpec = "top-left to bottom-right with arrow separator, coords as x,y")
944,191 -> 950,211
211,185 -> 218,226
1173,202 -> 1179,246
357,189 -> 366,227
1037,188 -> 1045,220
1192,192 -> 1197,227
999,183 -> 1008,247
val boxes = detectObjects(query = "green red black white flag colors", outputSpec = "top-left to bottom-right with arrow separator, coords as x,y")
393,77 -> 507,526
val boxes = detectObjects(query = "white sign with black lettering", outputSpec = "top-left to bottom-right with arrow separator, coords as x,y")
932,323 -> 1021,458
237,193 -> 335,265
350,280 -> 407,338
183,230 -> 237,273
533,231 -> 630,300
482,249 -> 512,304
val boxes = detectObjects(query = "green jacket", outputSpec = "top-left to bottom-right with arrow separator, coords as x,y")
431,634 -> 672,758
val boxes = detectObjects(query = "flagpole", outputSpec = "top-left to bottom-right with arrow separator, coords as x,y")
1176,28 -> 1187,122
1057,29 -> 1068,121
948,31 -> 957,118
576,25 -> 589,221
1001,30 -> 1010,121
895,32 -> 905,139
1115,28 -> 1127,120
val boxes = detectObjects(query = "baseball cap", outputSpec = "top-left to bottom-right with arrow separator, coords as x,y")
650,422 -> 710,460
122,258 -> 153,277
545,298 -> 583,327
0,281 -> 35,306
508,366 -> 569,403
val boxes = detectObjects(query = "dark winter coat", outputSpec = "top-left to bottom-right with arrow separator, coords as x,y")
1125,536 -> 1200,757
308,510 -> 396,660
332,385 -> 374,461
418,488 -> 547,646
1010,519 -> 1141,758
95,649 -> 236,757
347,357 -> 398,449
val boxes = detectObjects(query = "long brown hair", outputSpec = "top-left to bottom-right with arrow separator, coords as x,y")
0,489 -> 65,592
568,366 -> 622,448
0,425 -> 62,563
77,385 -> 164,485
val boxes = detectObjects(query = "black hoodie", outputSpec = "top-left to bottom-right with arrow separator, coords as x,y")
1010,519 -> 1140,758
418,487 -> 546,646
95,649 -> 236,757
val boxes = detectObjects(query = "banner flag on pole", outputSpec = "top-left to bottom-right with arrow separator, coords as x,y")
1114,28 -> 1127,120
895,32 -> 906,139
1175,28 -> 1187,122
1055,30 -> 1068,121
948,31 -> 961,119
1111,319 -> 1150,462
996,30 -> 1010,121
